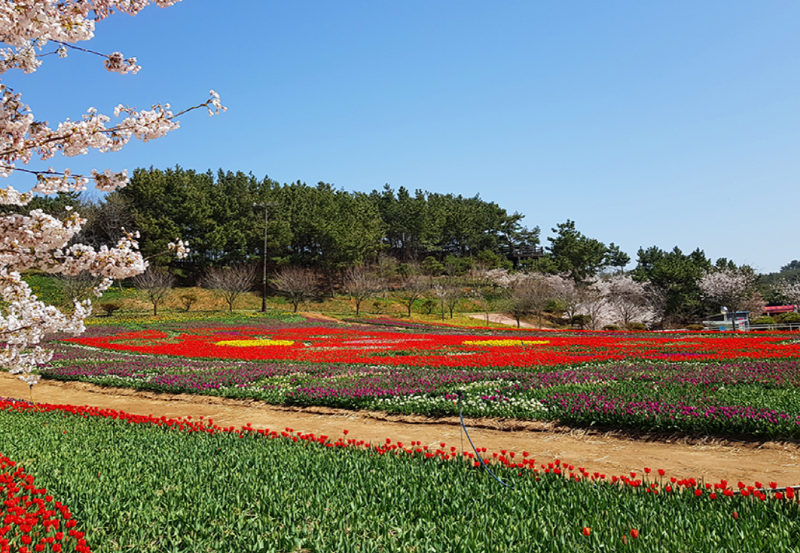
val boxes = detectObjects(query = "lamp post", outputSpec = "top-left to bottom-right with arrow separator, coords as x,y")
254,202 -> 278,312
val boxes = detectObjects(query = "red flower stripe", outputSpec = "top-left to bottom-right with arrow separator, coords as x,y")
66,327 -> 800,367
3,399 -> 797,507
0,452 -> 90,553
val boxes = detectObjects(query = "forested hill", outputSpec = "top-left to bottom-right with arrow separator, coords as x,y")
24,166 -> 800,325
84,166 -> 541,270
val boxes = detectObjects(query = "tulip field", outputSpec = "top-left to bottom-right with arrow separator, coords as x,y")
44,319 -> 800,439
4,316 -> 800,551
2,398 -> 800,553
67,322 -> 800,366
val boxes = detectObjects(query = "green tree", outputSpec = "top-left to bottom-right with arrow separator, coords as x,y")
371,186 -> 537,264
120,166 -> 203,262
632,246 -> 713,324
605,243 -> 631,273
275,182 -> 384,291
546,220 -> 609,282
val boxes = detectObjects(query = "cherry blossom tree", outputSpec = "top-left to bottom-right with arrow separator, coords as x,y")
465,267 -> 495,324
481,269 -> 558,327
133,267 -> 175,316
773,279 -> 800,309
596,274 -> 654,327
437,277 -> 465,319
574,279 -> 613,330
698,268 -> 757,318
544,274 -> 576,319
397,265 -> 430,317
0,1 -> 223,384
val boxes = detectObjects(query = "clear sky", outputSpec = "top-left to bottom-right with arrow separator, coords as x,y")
9,1 -> 800,273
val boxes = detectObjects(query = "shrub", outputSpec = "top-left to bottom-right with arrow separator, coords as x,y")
625,322 -> 647,331
180,293 -> 198,312
476,249 -> 512,270
603,324 -> 621,331
778,312 -> 800,324
421,256 -> 445,276
569,314 -> 591,329
752,316 -> 777,325
97,302 -> 122,317
685,324 -> 705,331
544,299 -> 562,313
443,255 -> 472,276
420,298 -> 438,315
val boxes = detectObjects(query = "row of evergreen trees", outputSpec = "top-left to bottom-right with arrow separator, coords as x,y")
94,166 -> 541,271
21,165 -> 799,325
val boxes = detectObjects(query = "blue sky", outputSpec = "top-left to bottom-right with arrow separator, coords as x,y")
9,1 -> 800,273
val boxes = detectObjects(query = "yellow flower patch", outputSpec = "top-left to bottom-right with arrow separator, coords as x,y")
215,339 -> 295,347
462,339 -> 549,347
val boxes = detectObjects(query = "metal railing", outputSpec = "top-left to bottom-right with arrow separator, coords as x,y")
704,322 -> 800,332
747,323 -> 800,332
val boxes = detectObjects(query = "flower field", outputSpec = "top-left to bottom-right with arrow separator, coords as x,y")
46,321 -> 800,439
66,324 -> 800,366
2,399 -> 800,553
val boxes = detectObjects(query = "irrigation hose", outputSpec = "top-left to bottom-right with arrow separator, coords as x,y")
457,390 -> 513,489
19,375 -> 793,496
29,383 -> 39,411
455,391 -> 800,496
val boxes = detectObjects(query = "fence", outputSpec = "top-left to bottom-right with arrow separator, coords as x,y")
746,323 -> 800,332
704,322 -> 800,332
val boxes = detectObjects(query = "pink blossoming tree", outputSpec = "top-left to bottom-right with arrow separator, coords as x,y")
0,1 -> 224,384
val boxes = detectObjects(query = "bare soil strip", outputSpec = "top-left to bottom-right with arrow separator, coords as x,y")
466,313 -> 537,328
3,371 -> 800,487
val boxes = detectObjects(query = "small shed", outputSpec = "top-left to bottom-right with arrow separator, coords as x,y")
703,308 -> 750,331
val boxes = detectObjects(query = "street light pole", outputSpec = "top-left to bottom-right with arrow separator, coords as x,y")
255,202 -> 277,312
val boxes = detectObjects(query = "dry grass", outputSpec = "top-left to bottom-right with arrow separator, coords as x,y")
96,285 -> 563,329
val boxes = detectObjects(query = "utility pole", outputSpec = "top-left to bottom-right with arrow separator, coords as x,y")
254,202 -> 278,312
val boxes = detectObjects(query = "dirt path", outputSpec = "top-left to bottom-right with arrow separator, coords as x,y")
3,371 -> 800,487
466,313 -> 538,328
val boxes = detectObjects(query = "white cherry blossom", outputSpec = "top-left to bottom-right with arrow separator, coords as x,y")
0,0 -> 220,384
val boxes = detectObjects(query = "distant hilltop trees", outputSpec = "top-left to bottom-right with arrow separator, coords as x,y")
28,166 -> 540,273
22,165 -> 800,326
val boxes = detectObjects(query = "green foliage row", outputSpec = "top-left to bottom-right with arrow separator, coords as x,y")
1,405 -> 798,552
112,168 -> 539,273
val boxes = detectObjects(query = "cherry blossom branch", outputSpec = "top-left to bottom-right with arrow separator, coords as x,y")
0,0 -> 216,386
0,92 -> 225,160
